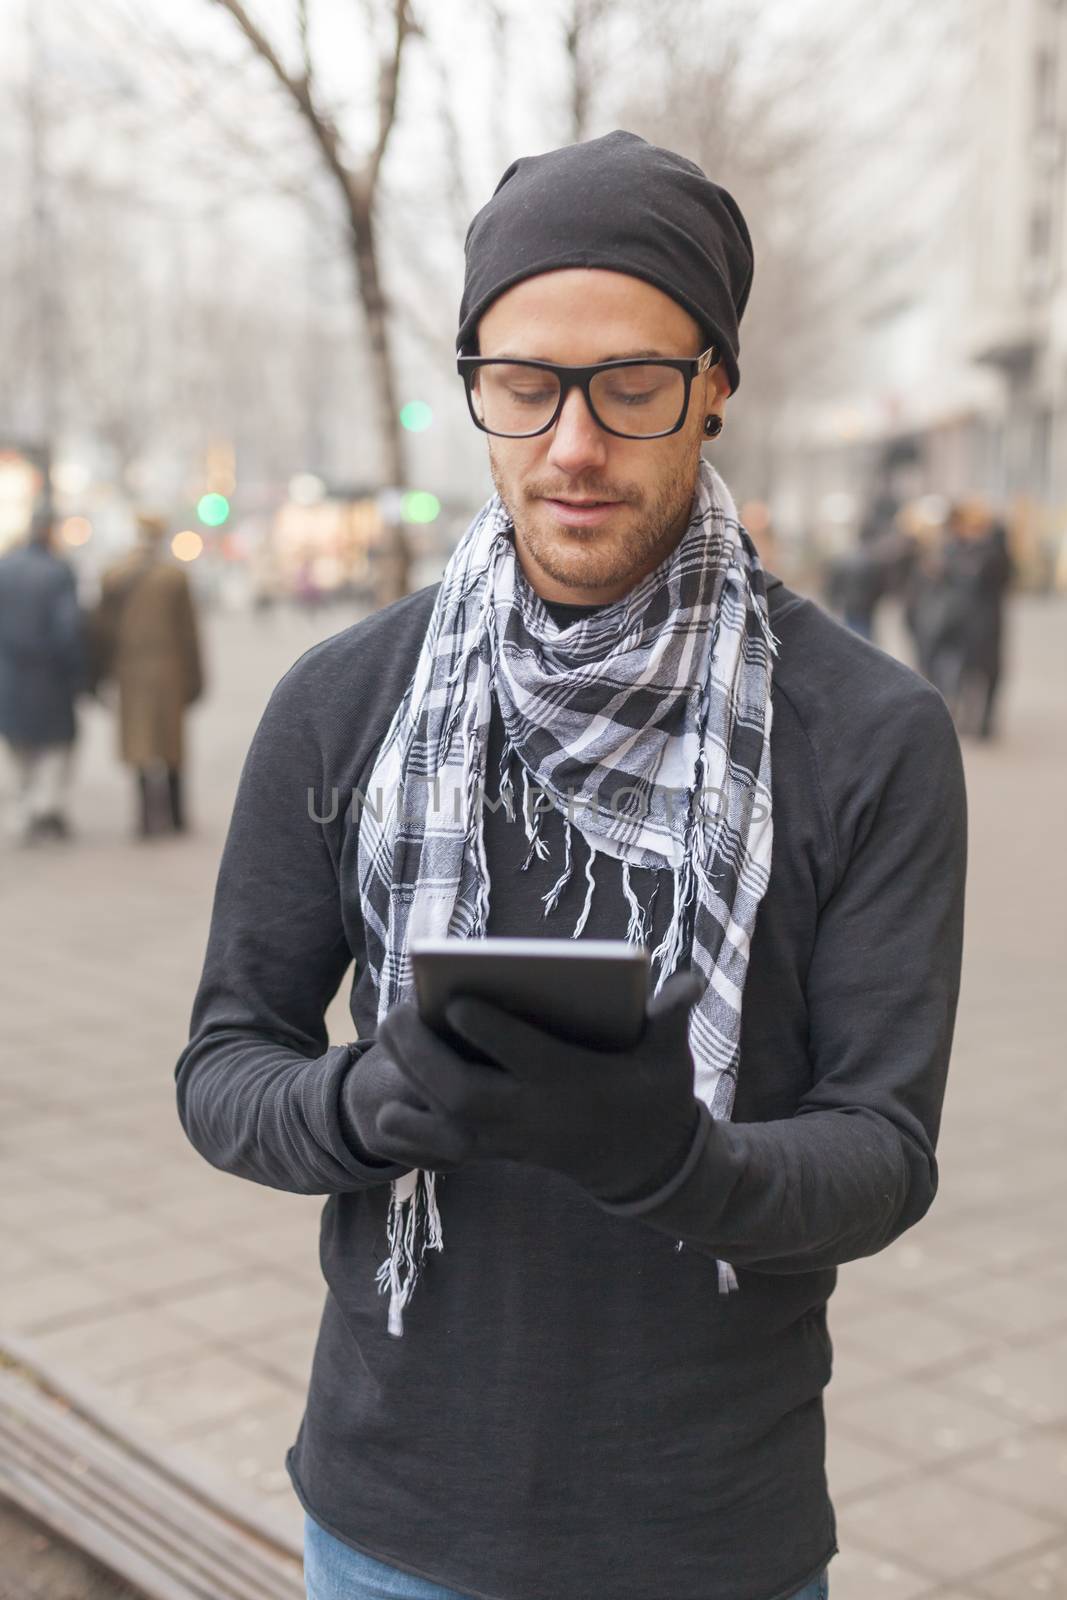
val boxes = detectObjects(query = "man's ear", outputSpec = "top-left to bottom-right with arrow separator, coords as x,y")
709,362 -> 733,406
700,361 -> 735,409
700,367 -> 731,422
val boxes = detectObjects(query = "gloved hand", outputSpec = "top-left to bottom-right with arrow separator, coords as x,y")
375,970 -> 706,1203
341,1040 -> 473,1174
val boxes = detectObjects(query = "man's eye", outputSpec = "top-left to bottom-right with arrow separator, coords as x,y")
604,385 -> 657,406
507,387 -> 555,405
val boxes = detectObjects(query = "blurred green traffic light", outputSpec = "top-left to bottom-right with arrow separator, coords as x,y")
399,401 -> 433,433
402,490 -> 440,524
197,493 -> 230,527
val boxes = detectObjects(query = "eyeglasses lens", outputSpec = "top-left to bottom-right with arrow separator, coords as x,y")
472,364 -> 687,438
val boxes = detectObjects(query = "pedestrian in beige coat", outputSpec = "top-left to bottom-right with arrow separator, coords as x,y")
93,514 -> 204,836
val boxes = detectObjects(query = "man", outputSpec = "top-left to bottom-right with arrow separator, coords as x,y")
93,513 -> 203,836
177,132 -> 966,1600
0,509 -> 86,844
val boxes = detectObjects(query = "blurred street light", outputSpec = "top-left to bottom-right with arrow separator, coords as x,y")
172,529 -> 203,561
399,401 -> 433,433
402,490 -> 440,524
289,473 -> 326,505
196,492 -> 230,527
60,516 -> 92,546
53,462 -> 92,496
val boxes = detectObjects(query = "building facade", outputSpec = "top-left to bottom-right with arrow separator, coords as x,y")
788,0 -> 1067,578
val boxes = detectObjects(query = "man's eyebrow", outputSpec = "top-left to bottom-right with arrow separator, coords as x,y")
486,348 -> 684,362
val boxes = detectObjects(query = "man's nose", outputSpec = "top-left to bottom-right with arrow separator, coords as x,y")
546,386 -> 608,476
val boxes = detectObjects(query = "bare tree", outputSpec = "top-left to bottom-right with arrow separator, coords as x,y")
563,0 -> 611,143
207,0 -> 420,601
620,15 -> 842,506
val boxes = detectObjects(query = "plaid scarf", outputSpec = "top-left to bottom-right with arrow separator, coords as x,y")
358,459 -> 777,1336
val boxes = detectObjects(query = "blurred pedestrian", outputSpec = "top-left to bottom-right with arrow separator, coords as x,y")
739,497 -> 779,570
907,501 -> 1013,738
825,488 -> 918,642
824,539 -> 885,639
954,500 -> 1013,740
92,513 -> 203,837
0,510 -> 87,844
294,557 -> 322,611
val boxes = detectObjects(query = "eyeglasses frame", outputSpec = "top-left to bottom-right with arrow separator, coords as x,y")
456,345 -> 722,440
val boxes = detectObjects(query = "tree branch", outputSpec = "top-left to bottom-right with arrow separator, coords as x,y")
296,0 -> 313,85
208,0 -> 354,206
564,0 -> 611,143
427,44 -> 474,246
366,0 -> 417,195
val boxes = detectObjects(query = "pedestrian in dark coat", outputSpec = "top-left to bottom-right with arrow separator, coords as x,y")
824,542 -> 885,639
92,513 -> 204,836
909,502 -> 1013,737
0,513 -> 86,843
956,505 -> 1013,739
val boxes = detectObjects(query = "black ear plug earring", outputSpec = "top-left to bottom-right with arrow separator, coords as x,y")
703,414 -> 723,438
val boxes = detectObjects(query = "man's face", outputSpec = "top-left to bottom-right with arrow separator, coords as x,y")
476,269 -> 730,604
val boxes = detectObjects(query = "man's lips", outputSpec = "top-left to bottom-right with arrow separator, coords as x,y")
540,496 -> 623,528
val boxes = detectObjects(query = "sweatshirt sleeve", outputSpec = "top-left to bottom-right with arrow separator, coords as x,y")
605,683 -> 967,1273
174,655 -> 395,1196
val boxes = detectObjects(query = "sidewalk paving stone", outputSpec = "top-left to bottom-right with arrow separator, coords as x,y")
970,1539 -> 1067,1598
88,1237 -> 246,1301
820,1540 -> 935,1600
941,1330 -> 1067,1428
936,1271 -> 1067,1341
830,1302 -> 999,1378
950,1425 -> 1067,1524
103,1350 -> 304,1442
241,1324 -> 322,1390
826,1426 -> 914,1503
167,1275 -> 321,1344
5,1266 -> 142,1335
28,1206 -> 176,1262
25,1304 -> 218,1386
827,1375 -> 1026,1467
840,1475 -> 1058,1583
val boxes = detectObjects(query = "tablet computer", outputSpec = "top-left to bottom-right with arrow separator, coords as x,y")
410,937 -> 650,1055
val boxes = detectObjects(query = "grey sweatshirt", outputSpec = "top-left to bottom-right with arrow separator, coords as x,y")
176,573 -> 966,1600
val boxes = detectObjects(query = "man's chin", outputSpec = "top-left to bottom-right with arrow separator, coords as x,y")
520,528 -> 641,596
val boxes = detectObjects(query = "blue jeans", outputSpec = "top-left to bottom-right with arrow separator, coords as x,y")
304,1515 -> 829,1599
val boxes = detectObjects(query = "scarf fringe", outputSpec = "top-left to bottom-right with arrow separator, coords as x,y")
497,737 -> 517,823
462,693 -> 492,935
376,1170 -> 444,1338
571,838 -> 599,938
541,817 -> 575,915
620,861 -> 648,945
521,766 -> 551,868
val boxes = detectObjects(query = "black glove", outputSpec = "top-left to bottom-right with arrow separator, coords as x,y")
340,1041 -> 473,1174
375,969 -> 705,1203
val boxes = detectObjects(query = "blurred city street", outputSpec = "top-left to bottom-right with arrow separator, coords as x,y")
2,591 -> 1066,1600
2,0 -> 1066,1593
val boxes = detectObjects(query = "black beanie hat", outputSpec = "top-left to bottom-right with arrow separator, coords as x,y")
456,129 -> 754,394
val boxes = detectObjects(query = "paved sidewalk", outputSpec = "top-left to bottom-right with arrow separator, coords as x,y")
0,1497 -> 145,1600
2,595 -> 1065,1599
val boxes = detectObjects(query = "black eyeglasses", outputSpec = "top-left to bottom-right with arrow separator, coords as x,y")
457,347 -> 721,440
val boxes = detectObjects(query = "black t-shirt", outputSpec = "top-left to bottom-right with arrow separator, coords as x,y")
541,597 -> 608,626
176,575 -> 966,1600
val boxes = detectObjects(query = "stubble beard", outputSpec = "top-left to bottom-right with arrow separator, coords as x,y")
489,439 -> 703,598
